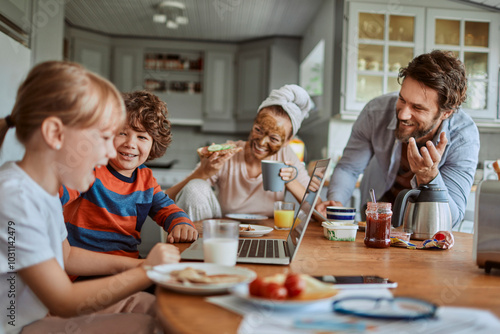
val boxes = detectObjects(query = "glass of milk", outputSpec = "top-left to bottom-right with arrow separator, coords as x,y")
202,219 -> 240,266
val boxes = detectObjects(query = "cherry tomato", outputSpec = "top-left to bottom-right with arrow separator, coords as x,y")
262,282 -> 288,300
249,278 -> 264,297
284,273 -> 306,297
434,233 -> 446,241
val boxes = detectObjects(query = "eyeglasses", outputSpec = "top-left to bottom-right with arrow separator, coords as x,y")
332,296 -> 437,320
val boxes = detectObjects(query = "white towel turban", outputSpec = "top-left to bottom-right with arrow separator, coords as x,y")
257,84 -> 314,137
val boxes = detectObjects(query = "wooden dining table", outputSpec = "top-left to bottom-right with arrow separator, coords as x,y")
156,219 -> 500,334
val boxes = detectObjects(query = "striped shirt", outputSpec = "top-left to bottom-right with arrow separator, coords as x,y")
60,164 -> 193,258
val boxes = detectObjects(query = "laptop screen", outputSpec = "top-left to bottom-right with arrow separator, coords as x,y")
286,158 -> 331,261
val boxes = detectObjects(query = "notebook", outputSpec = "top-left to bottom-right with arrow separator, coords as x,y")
181,158 -> 331,265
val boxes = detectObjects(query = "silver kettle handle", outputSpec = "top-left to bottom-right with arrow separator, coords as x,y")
392,188 -> 421,227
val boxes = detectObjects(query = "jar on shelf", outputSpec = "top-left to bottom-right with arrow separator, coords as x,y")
364,202 -> 392,248
155,54 -> 163,70
144,54 -> 156,70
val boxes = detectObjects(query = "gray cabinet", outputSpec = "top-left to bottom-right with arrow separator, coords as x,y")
202,51 -> 237,132
236,48 -> 269,122
73,38 -> 111,79
236,38 -> 300,128
112,47 -> 143,93
203,51 -> 235,120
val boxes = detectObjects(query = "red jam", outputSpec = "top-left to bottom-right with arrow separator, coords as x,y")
364,202 -> 392,248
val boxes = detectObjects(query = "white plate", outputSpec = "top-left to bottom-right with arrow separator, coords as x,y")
239,224 -> 273,237
231,284 -> 337,310
146,263 -> 256,295
226,213 -> 268,222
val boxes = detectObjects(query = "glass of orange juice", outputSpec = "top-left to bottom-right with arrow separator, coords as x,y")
274,201 -> 295,230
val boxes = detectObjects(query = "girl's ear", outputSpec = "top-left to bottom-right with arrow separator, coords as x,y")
41,116 -> 64,150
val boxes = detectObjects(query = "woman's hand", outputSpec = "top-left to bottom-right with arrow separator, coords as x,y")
196,142 -> 242,179
167,224 -> 199,243
279,161 -> 297,181
143,243 -> 180,267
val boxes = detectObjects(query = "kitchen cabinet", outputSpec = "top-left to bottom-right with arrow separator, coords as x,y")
236,38 -> 300,127
204,38 -> 299,133
112,47 -> 143,93
73,38 -> 111,79
344,2 -> 425,116
0,0 -> 31,46
236,48 -> 269,122
426,9 -> 499,120
142,49 -> 204,125
202,51 -> 236,131
344,2 -> 500,121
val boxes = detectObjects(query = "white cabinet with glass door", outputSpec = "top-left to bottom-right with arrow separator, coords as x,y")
345,3 -> 424,115
426,9 -> 499,120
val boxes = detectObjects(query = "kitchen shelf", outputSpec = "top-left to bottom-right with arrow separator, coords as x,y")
144,69 -> 203,75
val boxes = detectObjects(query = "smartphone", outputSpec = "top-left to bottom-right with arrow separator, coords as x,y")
313,275 -> 397,289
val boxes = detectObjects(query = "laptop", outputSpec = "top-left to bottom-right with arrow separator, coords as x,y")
181,158 -> 331,265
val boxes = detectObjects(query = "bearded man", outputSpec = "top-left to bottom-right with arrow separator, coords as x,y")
319,50 -> 479,227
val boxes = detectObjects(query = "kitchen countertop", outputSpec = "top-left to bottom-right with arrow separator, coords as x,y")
150,168 -> 193,188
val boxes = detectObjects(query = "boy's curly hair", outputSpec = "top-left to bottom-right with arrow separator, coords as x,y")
122,91 -> 172,161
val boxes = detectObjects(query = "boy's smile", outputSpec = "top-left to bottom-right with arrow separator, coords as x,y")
109,125 -> 153,177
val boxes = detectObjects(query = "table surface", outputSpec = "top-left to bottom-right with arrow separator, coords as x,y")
156,219 -> 500,334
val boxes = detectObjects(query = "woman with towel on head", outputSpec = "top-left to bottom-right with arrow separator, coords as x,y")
166,84 -> 314,221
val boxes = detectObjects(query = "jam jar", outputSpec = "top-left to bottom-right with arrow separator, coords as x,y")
364,202 -> 392,248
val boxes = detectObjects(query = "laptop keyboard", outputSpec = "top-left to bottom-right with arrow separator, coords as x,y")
238,239 -> 289,258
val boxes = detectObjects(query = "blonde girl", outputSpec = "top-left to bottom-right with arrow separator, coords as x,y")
0,61 -> 179,334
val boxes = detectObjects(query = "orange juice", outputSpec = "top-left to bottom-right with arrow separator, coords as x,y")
274,209 -> 295,229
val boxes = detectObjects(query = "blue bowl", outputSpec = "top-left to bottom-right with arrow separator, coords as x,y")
327,206 -> 356,213
327,213 -> 356,221
326,206 -> 356,213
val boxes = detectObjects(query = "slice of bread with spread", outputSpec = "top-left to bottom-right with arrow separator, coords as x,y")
197,142 -> 242,158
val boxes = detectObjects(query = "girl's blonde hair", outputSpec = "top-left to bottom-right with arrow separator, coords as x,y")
0,61 -> 125,148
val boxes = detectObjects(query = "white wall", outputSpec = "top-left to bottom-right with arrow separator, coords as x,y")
0,0 -> 65,165
297,0 -> 336,162
300,0 -> 335,119
0,32 -> 31,165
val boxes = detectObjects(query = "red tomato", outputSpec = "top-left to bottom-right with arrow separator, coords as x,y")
249,278 -> 264,297
435,233 -> 446,241
262,282 -> 288,300
284,273 -> 306,297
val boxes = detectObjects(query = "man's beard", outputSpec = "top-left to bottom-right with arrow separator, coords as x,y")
395,113 -> 441,143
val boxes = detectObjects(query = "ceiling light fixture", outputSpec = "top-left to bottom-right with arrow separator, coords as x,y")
153,1 -> 188,29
